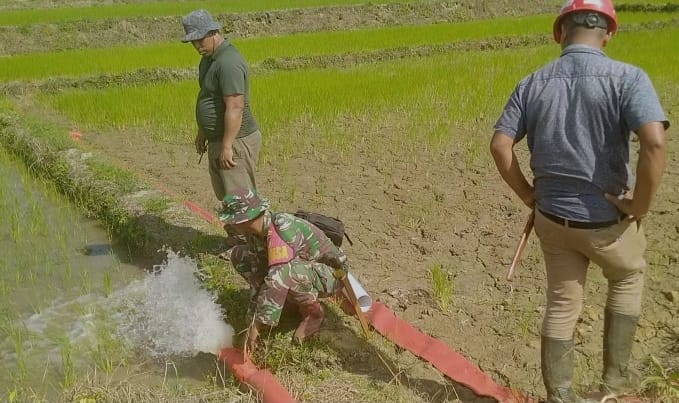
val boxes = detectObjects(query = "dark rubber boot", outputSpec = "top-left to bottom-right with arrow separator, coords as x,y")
602,311 -> 639,395
542,337 -> 598,403
293,301 -> 325,343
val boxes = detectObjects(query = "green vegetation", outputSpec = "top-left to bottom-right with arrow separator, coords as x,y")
429,264 -> 454,312
40,47 -> 548,148
640,355 -> 679,401
0,0 -> 422,26
38,26 -> 679,157
3,12 -> 678,82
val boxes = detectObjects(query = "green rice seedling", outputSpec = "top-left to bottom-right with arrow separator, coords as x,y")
429,264 -> 454,312
28,200 -> 47,237
640,355 -> 679,401
59,340 -> 75,389
5,322 -> 28,382
9,210 -> 21,244
63,261 -> 73,284
102,271 -> 113,298
80,270 -> 91,294
88,316 -> 126,374
0,278 -> 8,298
13,269 -> 24,286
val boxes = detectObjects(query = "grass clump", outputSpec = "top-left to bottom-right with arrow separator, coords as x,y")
429,264 -> 454,312
141,195 -> 171,216
640,355 -> 679,401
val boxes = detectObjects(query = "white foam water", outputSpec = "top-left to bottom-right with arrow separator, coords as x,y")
115,250 -> 234,357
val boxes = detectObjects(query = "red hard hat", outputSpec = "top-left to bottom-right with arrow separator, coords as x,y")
553,0 -> 618,43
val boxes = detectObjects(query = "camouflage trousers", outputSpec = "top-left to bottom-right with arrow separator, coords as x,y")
231,249 -> 343,326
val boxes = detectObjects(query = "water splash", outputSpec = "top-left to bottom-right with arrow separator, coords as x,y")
116,250 -> 233,357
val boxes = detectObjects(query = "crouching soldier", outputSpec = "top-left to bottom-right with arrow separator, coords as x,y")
218,188 -> 353,354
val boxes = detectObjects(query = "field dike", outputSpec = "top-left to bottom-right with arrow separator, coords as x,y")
2,17 -> 676,97
0,0 -> 560,56
0,109 -> 224,262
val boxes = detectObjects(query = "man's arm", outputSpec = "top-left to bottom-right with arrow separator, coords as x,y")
605,121 -> 667,218
218,94 -> 245,169
245,268 -> 289,355
490,130 -> 535,209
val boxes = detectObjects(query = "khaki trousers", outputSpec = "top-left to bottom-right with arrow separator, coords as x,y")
207,130 -> 262,201
534,210 -> 646,339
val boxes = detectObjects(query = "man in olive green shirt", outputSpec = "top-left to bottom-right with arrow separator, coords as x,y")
182,9 -> 262,244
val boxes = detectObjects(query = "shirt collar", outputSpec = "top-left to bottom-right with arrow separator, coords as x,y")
560,44 -> 607,58
208,38 -> 231,61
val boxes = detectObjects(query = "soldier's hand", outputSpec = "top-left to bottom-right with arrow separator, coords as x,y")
244,322 -> 261,358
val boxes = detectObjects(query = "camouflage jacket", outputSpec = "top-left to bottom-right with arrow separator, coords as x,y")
233,211 -> 349,323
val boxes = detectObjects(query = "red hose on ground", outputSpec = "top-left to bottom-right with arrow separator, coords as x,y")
180,199 -> 538,402
217,348 -> 296,403
184,200 -> 222,226
366,302 -> 537,403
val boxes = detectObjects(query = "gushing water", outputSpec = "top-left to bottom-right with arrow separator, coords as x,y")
116,250 -> 234,357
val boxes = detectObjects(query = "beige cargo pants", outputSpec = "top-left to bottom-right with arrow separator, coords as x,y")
533,210 -> 646,339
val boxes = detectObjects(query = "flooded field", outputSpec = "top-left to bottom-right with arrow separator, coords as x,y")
0,150 -> 235,401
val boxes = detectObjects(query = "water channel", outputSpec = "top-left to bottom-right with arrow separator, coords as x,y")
0,149 -> 233,400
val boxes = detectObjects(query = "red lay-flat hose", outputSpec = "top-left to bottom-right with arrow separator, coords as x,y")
366,302 -> 537,403
217,348 -> 296,403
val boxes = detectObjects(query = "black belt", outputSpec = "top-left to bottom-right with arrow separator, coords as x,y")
539,210 -> 623,229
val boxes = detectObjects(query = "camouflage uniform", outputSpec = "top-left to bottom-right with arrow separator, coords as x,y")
221,191 -> 348,327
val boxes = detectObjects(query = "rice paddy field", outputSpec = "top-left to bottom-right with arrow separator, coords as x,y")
1,0 -> 678,402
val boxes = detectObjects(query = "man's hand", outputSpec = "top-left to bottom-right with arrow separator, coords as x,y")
218,144 -> 237,170
194,131 -> 207,154
604,192 -> 645,221
606,121 -> 667,222
243,321 -> 261,358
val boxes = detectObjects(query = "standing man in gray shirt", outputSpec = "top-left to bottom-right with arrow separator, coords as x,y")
490,1 -> 668,402
182,9 -> 262,247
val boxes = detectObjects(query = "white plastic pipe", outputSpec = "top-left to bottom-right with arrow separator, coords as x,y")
347,273 -> 372,313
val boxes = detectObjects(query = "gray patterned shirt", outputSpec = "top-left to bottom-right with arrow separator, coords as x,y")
495,44 -> 669,221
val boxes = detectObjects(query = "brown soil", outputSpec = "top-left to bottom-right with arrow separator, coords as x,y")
74,98 -> 679,400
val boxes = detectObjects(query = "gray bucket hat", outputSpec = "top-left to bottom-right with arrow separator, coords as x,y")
181,9 -> 221,43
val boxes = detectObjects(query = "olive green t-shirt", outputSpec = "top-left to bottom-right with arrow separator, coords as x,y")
195,40 -> 259,143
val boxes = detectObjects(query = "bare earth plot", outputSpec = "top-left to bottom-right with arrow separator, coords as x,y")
1,0 -> 678,402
